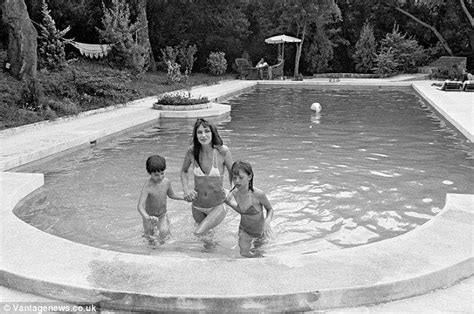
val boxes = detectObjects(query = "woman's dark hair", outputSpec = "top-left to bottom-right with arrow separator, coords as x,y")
231,160 -> 254,191
192,118 -> 223,169
146,155 -> 166,174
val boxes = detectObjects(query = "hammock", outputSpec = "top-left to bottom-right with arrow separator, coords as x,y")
69,41 -> 113,59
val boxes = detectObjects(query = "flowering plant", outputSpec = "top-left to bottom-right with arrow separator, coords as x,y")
156,91 -> 209,106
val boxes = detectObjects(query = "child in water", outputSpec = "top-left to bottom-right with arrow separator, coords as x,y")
137,155 -> 186,246
224,161 -> 274,257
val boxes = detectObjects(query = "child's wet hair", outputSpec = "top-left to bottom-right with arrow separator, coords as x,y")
231,160 -> 254,191
146,155 -> 166,174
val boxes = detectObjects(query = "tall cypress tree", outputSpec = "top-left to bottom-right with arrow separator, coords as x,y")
38,0 -> 70,71
353,21 -> 376,73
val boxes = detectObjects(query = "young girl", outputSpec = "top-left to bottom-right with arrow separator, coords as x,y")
224,161 -> 274,257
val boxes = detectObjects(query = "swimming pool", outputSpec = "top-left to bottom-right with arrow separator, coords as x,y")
13,87 -> 474,257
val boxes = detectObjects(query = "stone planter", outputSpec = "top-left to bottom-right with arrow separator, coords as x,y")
153,102 -> 212,111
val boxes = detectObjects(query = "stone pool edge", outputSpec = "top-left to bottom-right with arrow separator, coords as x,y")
1,79 -> 473,311
1,171 -> 472,311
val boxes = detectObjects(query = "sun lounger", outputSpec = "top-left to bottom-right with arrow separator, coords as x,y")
440,80 -> 463,91
462,80 -> 474,92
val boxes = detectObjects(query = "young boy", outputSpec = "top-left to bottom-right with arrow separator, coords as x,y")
137,155 -> 185,246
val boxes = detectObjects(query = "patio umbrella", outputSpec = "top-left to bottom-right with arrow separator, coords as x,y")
264,34 -> 301,62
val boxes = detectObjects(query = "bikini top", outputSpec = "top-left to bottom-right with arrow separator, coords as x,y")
238,204 -> 261,215
236,193 -> 261,215
193,149 -> 221,177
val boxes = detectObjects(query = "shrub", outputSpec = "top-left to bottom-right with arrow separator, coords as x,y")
160,46 -> 178,64
431,65 -> 463,80
165,60 -> 186,84
42,108 -> 57,120
47,98 -> 79,115
124,44 -> 147,78
373,47 -> 399,76
0,73 -> 22,108
206,52 -> 227,76
20,80 -> 44,112
161,43 -> 196,82
0,104 -> 43,128
375,24 -> 426,74
69,66 -> 137,110
40,68 -> 76,98
177,40 -> 198,75
161,46 -> 183,84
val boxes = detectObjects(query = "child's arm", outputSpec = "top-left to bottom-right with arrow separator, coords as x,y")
137,182 -> 153,220
167,180 -> 185,201
224,190 -> 241,213
224,198 -> 240,212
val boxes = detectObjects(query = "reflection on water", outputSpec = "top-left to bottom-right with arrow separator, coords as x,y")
13,88 -> 474,257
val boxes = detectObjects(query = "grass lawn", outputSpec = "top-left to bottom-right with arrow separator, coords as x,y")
0,54 -> 236,130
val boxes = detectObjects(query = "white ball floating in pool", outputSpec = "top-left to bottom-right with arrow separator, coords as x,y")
311,102 -> 321,112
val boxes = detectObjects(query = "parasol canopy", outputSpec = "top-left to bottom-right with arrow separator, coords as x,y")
264,34 -> 302,44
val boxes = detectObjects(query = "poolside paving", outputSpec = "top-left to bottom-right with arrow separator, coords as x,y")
0,76 -> 472,312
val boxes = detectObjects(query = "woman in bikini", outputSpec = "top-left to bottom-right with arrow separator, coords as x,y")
180,118 -> 233,235
224,160 -> 274,257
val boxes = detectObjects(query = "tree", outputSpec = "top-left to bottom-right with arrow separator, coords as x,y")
37,0 -> 70,71
390,0 -> 474,56
96,0 -> 147,76
353,21 -> 377,73
460,0 -> 474,27
1,0 -> 38,81
147,0 -> 250,72
304,23 -> 335,73
394,5 -> 453,55
278,0 -> 341,77
131,0 -> 156,71
459,0 -> 474,56
2,0 -> 43,111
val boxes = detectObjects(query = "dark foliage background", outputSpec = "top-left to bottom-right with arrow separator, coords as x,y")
1,0 -> 470,75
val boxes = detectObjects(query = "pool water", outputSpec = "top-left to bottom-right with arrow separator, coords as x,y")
13,87 -> 474,257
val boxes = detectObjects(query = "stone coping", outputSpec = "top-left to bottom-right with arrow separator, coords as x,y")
0,102 -> 230,172
0,171 -> 472,311
158,102 -> 230,118
1,79 -> 473,311
411,81 -> 473,142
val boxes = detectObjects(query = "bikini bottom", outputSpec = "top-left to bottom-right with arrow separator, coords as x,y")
193,203 -> 228,215
239,226 -> 264,239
